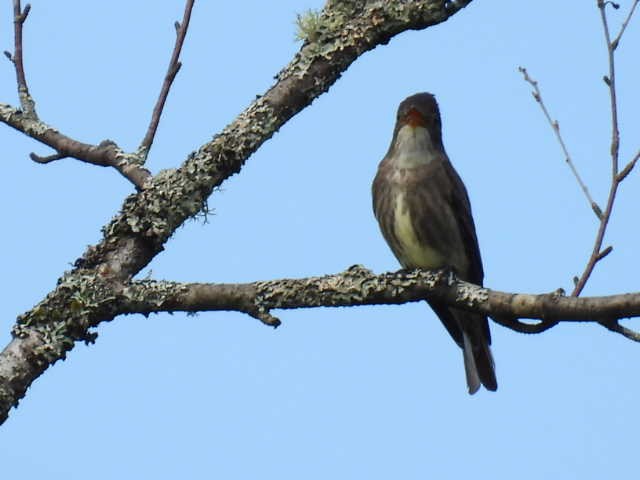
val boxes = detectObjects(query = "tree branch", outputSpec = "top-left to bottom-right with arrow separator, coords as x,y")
3,265 -> 640,425
611,0 -> 639,49
572,0 -> 638,296
0,103 -> 151,188
0,0 -> 482,424
139,0 -> 195,159
617,149 -> 639,182
2,0 -> 637,429
119,267 -> 640,326
518,67 -> 601,218
2,2 -> 153,189
520,2 -> 639,297
599,318 -> 640,342
9,1 -> 35,115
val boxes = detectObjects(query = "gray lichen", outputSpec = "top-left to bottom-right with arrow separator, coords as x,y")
13,272 -> 118,355
456,282 -> 489,308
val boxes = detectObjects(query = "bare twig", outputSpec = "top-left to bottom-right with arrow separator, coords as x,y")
521,2 -> 638,297
10,1 -> 35,116
0,103 -> 151,188
30,152 -> 68,163
595,245 -> 613,261
3,3 -> 149,188
489,317 -> 558,334
518,67 -> 602,219
599,1 -> 620,171
617,149 -> 639,181
572,0 -> 637,296
611,0 -> 639,49
139,0 -> 195,159
572,179 -> 617,297
598,318 -> 640,342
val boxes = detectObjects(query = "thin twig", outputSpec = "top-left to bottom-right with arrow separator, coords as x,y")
139,0 -> 195,159
0,104 -> 151,188
573,180 -> 617,297
617,149 -> 639,181
598,319 -> 640,342
572,0 -> 632,296
521,2 -> 638,297
600,1 -> 620,172
518,67 -> 602,219
612,0 -> 639,49
11,1 -> 35,116
30,152 -> 68,163
2,3 -> 151,188
489,316 -> 558,334
595,245 -> 613,261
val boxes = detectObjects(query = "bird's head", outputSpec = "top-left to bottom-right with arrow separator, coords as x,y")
387,92 -> 445,164
395,92 -> 442,135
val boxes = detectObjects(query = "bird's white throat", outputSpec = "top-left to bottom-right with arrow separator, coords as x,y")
392,124 -> 439,168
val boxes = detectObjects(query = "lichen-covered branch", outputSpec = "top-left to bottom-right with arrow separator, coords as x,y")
119,267 -> 640,328
4,263 -> 640,425
1,0 -> 476,424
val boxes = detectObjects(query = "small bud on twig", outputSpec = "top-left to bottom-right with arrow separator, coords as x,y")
596,246 -> 613,261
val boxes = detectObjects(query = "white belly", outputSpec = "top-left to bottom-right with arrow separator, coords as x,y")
393,192 -> 445,269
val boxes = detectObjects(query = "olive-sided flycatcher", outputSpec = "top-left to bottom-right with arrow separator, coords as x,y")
372,92 -> 497,394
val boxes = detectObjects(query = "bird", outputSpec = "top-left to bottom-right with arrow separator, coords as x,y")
372,92 -> 497,394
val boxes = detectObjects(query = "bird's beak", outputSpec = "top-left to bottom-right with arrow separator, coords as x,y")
402,107 -> 427,128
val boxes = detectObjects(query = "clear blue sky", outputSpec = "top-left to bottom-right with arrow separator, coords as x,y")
2,1 -> 640,478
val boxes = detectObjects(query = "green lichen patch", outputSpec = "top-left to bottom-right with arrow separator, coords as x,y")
295,9 -> 323,42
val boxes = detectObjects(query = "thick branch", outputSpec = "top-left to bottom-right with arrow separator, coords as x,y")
120,267 -> 640,326
4,265 -> 640,426
0,0 -> 473,425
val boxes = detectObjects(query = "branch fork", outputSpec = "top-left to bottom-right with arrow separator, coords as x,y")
2,0 -> 640,427
518,0 -> 639,297
3,0 -> 195,188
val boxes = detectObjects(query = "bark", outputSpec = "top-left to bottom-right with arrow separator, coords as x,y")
2,0 -> 638,426
0,0 -> 475,425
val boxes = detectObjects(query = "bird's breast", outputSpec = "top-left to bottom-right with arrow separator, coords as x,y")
392,191 -> 446,269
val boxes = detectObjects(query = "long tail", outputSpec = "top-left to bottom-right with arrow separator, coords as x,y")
428,301 -> 497,394
462,327 -> 497,394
